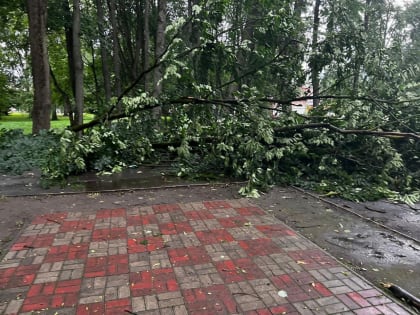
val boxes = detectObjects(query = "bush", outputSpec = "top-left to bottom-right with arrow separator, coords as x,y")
0,129 -> 59,174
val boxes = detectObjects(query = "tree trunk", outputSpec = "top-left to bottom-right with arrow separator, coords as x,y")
153,0 -> 166,97
311,0 -> 321,107
293,0 -> 306,18
96,0 -> 111,104
90,41 -> 101,108
352,0 -> 371,95
134,1 -> 143,80
51,105 -> 58,121
188,0 -> 200,47
50,67 -> 72,118
143,0 -> 151,92
73,0 -> 84,127
152,0 -> 167,119
107,0 -> 122,111
26,0 -> 51,134
63,1 -> 74,119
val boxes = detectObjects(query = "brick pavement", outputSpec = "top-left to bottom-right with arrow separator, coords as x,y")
0,199 -> 413,314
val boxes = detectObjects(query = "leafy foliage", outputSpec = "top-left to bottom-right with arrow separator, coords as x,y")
40,122 -> 154,181
0,0 -> 419,205
0,129 -> 59,174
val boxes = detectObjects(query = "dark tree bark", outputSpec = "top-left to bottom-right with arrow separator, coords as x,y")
134,1 -> 143,80
26,0 -> 52,134
293,0 -> 306,18
153,0 -> 167,97
143,0 -> 151,92
50,67 -> 72,119
352,0 -> 371,95
188,0 -> 200,47
107,0 -> 122,110
72,0 -> 84,127
96,0 -> 111,104
51,106 -> 58,120
89,41 -> 101,107
311,0 -> 321,107
63,0 -> 75,114
152,0 -> 167,119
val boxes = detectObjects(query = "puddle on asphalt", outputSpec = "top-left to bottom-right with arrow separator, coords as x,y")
75,167 -> 188,191
0,166 -> 212,195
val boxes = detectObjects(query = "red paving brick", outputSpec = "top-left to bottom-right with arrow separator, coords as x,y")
0,199 -> 414,314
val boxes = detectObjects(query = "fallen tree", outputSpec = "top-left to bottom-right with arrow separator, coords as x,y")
71,96 -> 420,141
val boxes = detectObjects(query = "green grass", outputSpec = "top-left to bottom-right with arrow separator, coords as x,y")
0,112 -> 94,134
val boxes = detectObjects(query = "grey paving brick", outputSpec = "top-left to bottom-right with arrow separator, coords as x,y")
129,252 -> 151,272
34,271 -> 60,283
318,269 -> 336,281
329,285 -> 354,295
162,232 -> 201,248
105,286 -> 118,301
227,226 -> 266,240
235,294 -> 265,312
145,295 -> 159,310
174,264 -> 223,289
293,302 -> 316,315
79,295 -> 104,304
150,250 -> 171,269
316,296 -> 341,306
209,208 -> 240,218
4,299 -> 23,314
157,291 -> 184,308
205,241 -> 247,261
342,278 -> 363,291
119,285 -> 131,299
0,261 -> 20,269
324,302 -> 349,314
156,213 -> 172,224
169,211 -> 187,222
80,277 -> 107,297
181,202 -> 207,211
173,305 -> 189,315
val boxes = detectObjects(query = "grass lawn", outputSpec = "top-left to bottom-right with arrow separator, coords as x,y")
0,112 -> 94,134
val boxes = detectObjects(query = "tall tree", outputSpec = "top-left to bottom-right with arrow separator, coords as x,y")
26,0 -> 52,134
143,0 -> 151,92
152,0 -> 167,119
352,0 -> 371,94
107,0 -> 122,110
311,0 -> 321,107
96,0 -> 111,104
153,0 -> 167,98
72,0 -> 84,127
63,0 -> 75,117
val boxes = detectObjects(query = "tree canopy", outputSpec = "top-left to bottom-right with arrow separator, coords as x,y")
0,0 -> 419,203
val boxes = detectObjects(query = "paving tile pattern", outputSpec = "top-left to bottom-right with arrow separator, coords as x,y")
0,200 -> 412,314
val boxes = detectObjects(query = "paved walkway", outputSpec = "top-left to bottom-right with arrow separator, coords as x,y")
0,200 -> 412,315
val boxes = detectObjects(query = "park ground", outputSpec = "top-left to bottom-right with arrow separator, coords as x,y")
0,168 -> 419,313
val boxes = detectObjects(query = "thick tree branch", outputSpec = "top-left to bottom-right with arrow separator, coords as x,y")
263,95 -> 420,105
71,97 -> 234,132
275,123 -> 420,140
71,96 -> 419,141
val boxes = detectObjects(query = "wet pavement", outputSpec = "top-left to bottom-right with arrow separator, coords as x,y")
0,200 -> 414,314
0,167 -> 210,197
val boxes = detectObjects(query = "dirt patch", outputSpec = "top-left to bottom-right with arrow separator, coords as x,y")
0,170 -> 419,311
